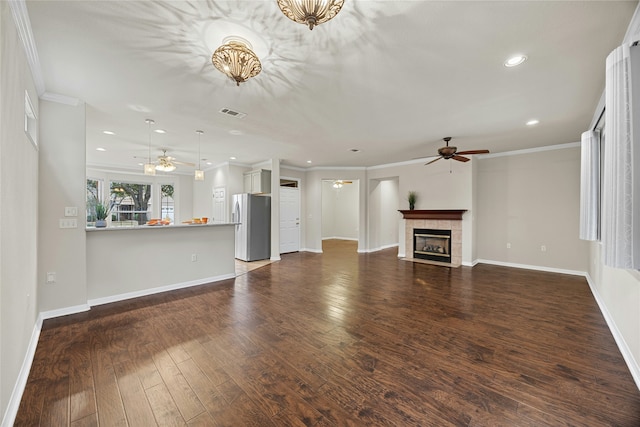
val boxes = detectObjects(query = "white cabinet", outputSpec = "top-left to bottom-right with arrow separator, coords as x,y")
243,169 -> 271,194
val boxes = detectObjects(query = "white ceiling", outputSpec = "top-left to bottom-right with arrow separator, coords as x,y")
26,1 -> 637,172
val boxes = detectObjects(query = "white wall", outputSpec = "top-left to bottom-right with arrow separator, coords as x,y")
476,146 -> 590,272
321,180 -> 359,240
0,2 -> 39,422
38,101 -> 88,313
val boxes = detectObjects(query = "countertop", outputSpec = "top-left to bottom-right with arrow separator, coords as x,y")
86,221 -> 237,232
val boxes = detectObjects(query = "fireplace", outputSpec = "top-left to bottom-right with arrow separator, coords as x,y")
398,210 -> 466,267
414,229 -> 451,262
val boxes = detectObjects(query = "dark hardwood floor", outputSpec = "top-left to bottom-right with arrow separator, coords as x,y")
16,239 -> 640,426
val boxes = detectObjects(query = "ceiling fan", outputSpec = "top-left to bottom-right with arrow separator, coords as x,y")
332,180 -> 352,188
136,149 -> 195,172
425,137 -> 490,165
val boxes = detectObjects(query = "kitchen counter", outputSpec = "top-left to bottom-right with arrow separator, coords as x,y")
86,221 -> 236,306
86,221 -> 236,231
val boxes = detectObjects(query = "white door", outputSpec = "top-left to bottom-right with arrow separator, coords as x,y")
213,187 -> 226,222
280,187 -> 300,254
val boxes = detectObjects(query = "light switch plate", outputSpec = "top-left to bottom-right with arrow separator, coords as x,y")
65,207 -> 78,217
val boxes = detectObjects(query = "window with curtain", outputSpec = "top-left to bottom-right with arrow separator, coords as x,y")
602,42 -> 640,269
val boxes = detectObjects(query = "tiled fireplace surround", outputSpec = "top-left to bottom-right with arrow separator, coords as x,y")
398,210 -> 466,267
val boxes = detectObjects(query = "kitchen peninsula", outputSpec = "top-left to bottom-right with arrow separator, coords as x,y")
86,221 -> 236,306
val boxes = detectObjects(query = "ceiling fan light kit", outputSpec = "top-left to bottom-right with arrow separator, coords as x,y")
276,0 -> 345,30
211,37 -> 262,86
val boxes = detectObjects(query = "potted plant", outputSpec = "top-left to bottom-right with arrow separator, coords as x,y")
92,199 -> 113,228
408,191 -> 417,210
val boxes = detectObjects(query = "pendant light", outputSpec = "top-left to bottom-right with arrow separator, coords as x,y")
143,119 -> 156,176
194,130 -> 204,181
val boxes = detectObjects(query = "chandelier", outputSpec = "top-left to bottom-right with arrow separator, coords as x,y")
143,119 -> 156,176
276,0 -> 345,30
212,37 -> 261,86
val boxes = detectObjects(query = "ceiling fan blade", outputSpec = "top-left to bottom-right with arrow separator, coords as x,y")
425,156 -> 443,165
173,160 -> 196,167
456,149 -> 490,155
452,155 -> 470,162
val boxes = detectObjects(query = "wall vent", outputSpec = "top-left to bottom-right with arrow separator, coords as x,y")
219,108 -> 246,119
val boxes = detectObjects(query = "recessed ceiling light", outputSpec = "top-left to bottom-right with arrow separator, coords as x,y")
230,156 -> 236,160
504,54 -> 527,67
137,162 -> 144,166
206,161 -> 213,165
102,130 -> 115,135
350,148 -> 361,153
307,160 -> 312,164
154,129 -> 166,134
526,119 -> 540,126
96,147 -> 106,151
229,130 -> 243,135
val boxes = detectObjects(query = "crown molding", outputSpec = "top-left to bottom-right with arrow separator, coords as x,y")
41,92 -> 81,106
476,142 -> 580,160
9,0 -> 45,95
624,2 -> 640,44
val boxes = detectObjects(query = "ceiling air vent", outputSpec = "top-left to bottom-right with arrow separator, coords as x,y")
219,108 -> 246,119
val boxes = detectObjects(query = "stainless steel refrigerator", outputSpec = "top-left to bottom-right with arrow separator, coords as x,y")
232,193 -> 271,261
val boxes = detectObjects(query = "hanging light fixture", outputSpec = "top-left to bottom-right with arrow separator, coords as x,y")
333,180 -> 343,189
276,0 -> 345,30
194,130 -> 205,181
212,37 -> 261,86
143,119 -> 156,176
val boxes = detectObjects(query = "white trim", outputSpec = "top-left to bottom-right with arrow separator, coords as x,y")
462,260 -> 479,267
87,274 -> 235,307
397,251 -> 406,258
307,166 -> 367,171
322,236 -> 358,241
368,157 -> 433,170
270,256 -> 281,261
476,142 -> 580,160
475,259 -> 586,276
40,92 -> 80,106
281,164 -> 307,172
40,304 -> 90,321
9,0 -> 45,95
302,248 -> 323,253
584,273 -> 640,390
362,243 -> 399,253
623,2 -> 640,43
1,316 -> 43,427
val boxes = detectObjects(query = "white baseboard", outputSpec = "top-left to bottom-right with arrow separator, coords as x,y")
1,317 -> 43,427
462,260 -> 479,267
87,273 -> 235,307
584,273 -> 640,390
270,256 -> 281,261
362,243 -> 399,253
301,248 -> 323,253
40,304 -> 90,321
322,237 -> 358,241
475,259 -> 586,276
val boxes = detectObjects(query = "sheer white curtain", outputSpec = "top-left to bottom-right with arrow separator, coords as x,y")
603,43 -> 640,269
580,130 -> 600,241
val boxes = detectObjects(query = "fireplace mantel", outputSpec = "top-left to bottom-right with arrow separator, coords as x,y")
398,209 -> 467,220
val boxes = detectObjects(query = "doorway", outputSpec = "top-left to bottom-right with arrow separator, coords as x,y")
321,179 -> 359,251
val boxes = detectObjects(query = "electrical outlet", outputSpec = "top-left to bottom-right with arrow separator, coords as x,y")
46,272 -> 56,284
64,206 -> 78,217
506,243 -> 511,249
59,218 -> 78,229
191,254 -> 197,262
541,245 -> 547,252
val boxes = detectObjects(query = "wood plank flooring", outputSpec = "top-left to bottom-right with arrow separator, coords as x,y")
15,239 -> 640,426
